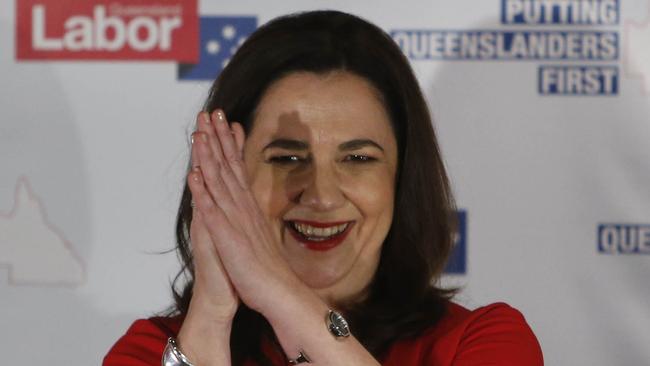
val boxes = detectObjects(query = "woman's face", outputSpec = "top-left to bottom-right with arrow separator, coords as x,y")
244,71 -> 398,304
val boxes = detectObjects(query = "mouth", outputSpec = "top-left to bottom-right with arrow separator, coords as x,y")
284,219 -> 354,251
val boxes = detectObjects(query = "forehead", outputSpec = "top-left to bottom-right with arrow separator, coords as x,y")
248,71 -> 396,147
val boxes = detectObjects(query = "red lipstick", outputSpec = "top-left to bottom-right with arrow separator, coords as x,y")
286,220 -> 354,251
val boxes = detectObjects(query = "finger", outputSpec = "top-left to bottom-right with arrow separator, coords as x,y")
230,122 -> 249,188
210,110 -> 236,165
190,209 -> 217,272
196,111 -> 226,165
204,110 -> 248,197
190,133 -> 200,212
191,209 -> 231,278
214,113 -> 248,188
190,195 -> 240,307
212,110 -> 237,159
193,111 -> 233,202
231,122 -> 246,161
192,136 -> 237,213
187,168 -> 242,255
188,167 -> 231,231
191,131 -> 201,169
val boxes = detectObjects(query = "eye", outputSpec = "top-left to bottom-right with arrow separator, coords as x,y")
267,155 -> 307,165
343,154 -> 376,163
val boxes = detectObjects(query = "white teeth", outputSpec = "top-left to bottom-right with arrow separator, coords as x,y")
291,222 -> 349,237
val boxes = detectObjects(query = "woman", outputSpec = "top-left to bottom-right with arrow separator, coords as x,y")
104,10 -> 543,366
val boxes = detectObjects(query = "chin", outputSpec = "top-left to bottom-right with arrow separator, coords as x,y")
291,260 -> 347,290
285,254 -> 373,307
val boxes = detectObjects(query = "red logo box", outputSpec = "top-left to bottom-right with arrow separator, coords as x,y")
16,0 -> 198,61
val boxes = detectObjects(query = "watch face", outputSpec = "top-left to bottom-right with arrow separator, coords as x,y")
328,310 -> 350,337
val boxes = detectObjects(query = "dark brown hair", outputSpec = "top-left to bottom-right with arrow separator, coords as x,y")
171,10 -> 456,365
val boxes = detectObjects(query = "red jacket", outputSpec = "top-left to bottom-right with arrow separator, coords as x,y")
104,302 -> 543,365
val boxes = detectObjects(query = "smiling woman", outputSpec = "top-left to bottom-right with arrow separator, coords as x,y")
245,71 -> 398,296
104,10 -> 543,366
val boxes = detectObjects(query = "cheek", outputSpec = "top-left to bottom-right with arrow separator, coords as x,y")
342,167 -> 396,219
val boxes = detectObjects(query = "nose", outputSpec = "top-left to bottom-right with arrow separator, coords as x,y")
296,163 -> 346,211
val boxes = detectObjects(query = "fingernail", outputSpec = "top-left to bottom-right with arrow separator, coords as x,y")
191,167 -> 201,181
216,109 -> 226,123
202,112 -> 211,125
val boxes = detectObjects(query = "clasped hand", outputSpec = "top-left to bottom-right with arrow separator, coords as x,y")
187,110 -> 299,319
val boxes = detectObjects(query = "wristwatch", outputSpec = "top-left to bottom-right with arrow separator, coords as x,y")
287,310 -> 349,364
326,310 -> 350,338
162,337 -> 196,366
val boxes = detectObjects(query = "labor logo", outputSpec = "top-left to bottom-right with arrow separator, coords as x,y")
16,0 -> 199,61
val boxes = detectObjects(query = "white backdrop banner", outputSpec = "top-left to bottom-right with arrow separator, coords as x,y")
1,0 -> 649,365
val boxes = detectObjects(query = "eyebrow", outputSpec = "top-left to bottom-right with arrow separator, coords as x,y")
339,139 -> 384,152
262,138 -> 384,152
262,139 -> 309,151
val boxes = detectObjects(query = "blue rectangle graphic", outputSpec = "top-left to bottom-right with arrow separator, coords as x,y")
445,210 -> 467,274
390,30 -> 618,61
178,16 -> 257,81
598,224 -> 650,254
501,0 -> 619,25
538,65 -> 618,95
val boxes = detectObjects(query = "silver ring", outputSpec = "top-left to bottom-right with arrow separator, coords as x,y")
288,350 -> 311,364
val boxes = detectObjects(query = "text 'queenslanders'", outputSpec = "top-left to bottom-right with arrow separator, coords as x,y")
390,31 -> 617,60
598,224 -> 650,254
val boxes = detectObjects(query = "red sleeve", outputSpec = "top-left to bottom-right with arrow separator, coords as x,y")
103,317 -> 182,366
449,303 -> 543,366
